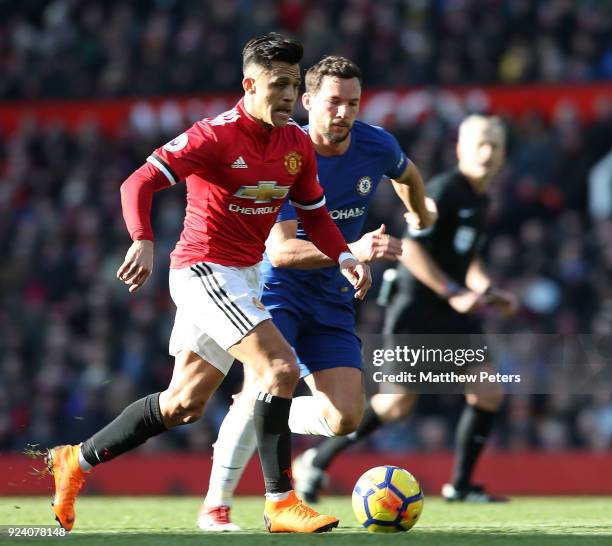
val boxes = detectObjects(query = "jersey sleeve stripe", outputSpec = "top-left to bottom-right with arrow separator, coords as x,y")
146,153 -> 179,185
290,195 -> 326,210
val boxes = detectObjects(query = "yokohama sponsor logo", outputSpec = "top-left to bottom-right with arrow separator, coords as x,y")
229,203 -> 281,215
329,207 -> 366,220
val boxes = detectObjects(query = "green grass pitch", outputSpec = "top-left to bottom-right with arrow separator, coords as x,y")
1,496 -> 611,545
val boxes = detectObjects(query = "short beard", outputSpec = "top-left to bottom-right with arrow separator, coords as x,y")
323,130 -> 350,144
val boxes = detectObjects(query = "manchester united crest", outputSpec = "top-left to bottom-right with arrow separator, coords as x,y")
284,151 -> 302,175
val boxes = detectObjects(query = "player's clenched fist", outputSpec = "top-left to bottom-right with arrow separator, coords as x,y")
116,240 -> 154,293
339,257 -> 372,300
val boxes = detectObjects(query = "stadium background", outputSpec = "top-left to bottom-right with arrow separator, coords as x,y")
1,0 -> 612,496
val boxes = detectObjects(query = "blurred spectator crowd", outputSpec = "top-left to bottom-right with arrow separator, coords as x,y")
2,100 -> 612,453
2,0 -> 612,99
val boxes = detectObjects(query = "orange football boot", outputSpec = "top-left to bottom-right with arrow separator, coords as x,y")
263,490 -> 339,533
46,445 -> 87,531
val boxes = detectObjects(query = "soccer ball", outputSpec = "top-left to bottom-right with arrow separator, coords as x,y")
352,465 -> 424,533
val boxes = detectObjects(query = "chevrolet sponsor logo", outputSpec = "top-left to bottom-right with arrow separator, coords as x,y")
234,181 -> 290,203
228,204 -> 281,214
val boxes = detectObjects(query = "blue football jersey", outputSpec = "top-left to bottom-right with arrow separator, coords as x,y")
260,120 -> 409,308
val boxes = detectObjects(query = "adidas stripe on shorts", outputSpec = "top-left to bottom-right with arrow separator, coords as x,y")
168,261 -> 271,375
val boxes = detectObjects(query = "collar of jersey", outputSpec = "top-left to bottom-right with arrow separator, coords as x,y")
236,99 -> 274,140
456,168 -> 488,199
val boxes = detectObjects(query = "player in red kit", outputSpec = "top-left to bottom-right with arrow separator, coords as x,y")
45,33 -> 370,534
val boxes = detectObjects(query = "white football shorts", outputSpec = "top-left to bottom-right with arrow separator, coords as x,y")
168,261 -> 271,375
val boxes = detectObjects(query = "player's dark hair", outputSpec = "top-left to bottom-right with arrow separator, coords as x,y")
305,56 -> 362,94
242,33 -> 303,72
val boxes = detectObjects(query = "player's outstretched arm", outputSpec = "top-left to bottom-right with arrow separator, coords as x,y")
266,219 -> 337,269
390,161 -> 437,230
295,205 -> 372,298
117,162 -> 171,293
266,221 -> 402,268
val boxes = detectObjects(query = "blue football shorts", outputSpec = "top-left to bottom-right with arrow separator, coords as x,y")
264,292 -> 362,378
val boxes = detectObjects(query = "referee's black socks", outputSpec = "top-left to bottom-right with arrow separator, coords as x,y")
80,392 -> 166,467
451,404 -> 497,490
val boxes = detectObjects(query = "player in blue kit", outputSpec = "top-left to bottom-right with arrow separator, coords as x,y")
197,56 -> 435,531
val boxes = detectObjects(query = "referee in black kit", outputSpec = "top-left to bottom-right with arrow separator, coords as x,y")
293,115 -> 520,504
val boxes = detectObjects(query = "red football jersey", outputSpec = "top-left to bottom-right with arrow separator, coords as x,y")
147,99 -> 325,268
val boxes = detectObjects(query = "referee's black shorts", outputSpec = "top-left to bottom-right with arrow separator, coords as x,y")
374,296 -> 488,394
383,295 -> 483,335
